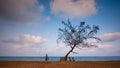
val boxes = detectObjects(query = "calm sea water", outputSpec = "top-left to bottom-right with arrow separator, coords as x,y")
0,56 -> 120,61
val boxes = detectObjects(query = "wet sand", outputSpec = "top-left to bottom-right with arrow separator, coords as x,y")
0,61 -> 120,68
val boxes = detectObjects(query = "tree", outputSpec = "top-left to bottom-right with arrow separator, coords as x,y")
57,19 -> 101,61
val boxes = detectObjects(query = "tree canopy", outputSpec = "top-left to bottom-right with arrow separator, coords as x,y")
57,19 -> 101,61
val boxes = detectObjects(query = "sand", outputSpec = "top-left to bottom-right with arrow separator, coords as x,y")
0,61 -> 120,68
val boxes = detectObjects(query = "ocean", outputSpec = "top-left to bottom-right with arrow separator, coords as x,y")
0,56 -> 120,61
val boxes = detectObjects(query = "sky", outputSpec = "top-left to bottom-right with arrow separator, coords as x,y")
0,0 -> 120,56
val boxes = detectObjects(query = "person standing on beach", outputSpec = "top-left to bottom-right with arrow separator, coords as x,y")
72,57 -> 75,62
45,54 -> 49,61
69,57 -> 71,62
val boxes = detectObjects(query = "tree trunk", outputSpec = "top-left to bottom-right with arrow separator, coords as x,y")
65,44 -> 76,61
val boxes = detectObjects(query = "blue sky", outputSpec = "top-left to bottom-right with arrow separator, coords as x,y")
0,0 -> 120,56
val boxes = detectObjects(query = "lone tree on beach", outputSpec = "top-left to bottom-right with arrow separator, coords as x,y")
57,19 -> 101,61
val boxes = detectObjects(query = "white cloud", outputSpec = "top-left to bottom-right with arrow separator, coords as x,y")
71,43 -> 120,56
101,32 -> 120,42
0,0 -> 47,24
0,34 -> 47,49
51,0 -> 97,18
0,34 -> 47,56
98,44 -> 112,49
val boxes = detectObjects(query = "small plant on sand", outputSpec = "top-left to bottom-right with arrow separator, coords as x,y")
57,19 -> 101,61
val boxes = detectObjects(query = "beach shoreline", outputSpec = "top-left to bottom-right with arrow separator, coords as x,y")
0,61 -> 120,68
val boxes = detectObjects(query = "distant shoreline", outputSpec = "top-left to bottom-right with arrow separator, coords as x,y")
0,60 -> 120,62
0,56 -> 120,61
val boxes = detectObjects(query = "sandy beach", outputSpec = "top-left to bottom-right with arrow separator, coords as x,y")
0,61 -> 120,68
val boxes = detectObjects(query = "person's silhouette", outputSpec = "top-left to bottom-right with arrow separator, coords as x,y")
72,57 -> 75,62
45,54 -> 48,61
69,57 -> 71,61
